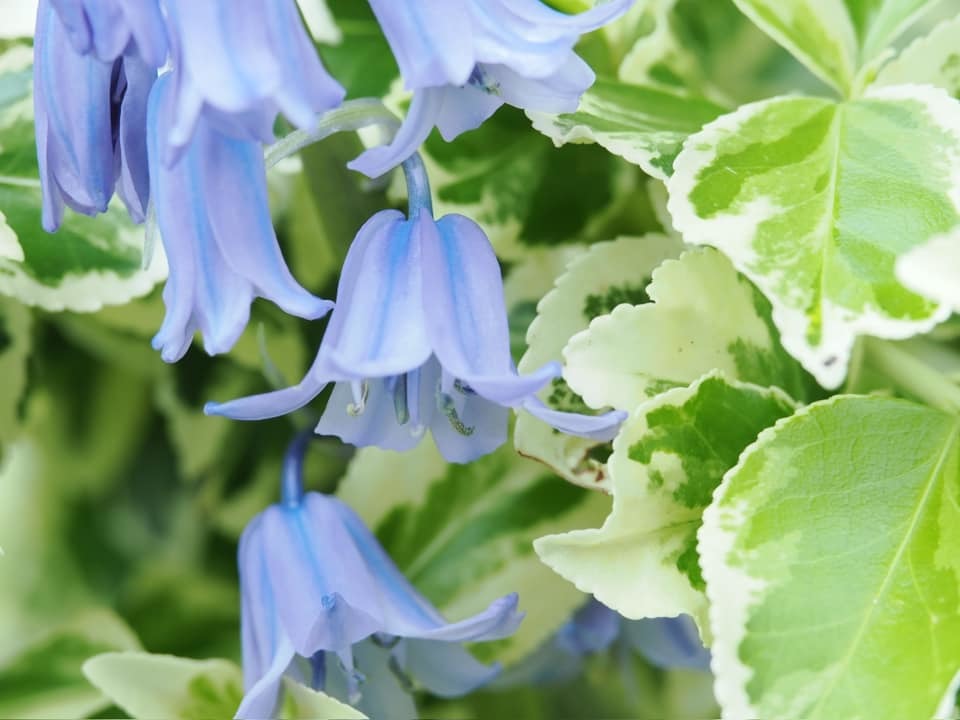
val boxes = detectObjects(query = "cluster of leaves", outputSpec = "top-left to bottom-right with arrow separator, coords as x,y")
2,0 -> 960,718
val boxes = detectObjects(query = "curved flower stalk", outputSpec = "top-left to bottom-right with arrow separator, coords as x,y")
147,73 -> 331,363
236,432 -> 522,718
350,0 -> 633,178
33,0 -> 154,230
48,0 -> 168,67
206,152 -> 626,462
159,0 -> 345,162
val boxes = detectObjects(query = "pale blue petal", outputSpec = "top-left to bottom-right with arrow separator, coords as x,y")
348,88 -> 445,179
323,212 -> 432,378
484,55 -> 594,114
522,396 -> 627,441
433,83 -> 503,142
400,640 -> 501,697
114,56 -> 154,224
314,378 -> 426,454
555,600 -> 621,655
428,365 -> 509,463
162,0 -> 343,153
624,616 -> 711,671
34,0 -> 115,230
234,634 -> 295,720
367,0 -> 474,88
49,0 -> 168,66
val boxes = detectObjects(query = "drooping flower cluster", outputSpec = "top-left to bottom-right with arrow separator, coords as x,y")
352,0 -> 634,177
206,154 -> 626,462
237,432 -> 523,718
32,1 -> 636,716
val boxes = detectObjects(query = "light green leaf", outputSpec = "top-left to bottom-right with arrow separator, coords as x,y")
528,79 -> 726,181
0,297 -> 30,450
0,609 -> 141,720
0,44 -> 166,312
279,679 -> 367,720
419,107 -> 636,260
83,652 -> 243,720
337,439 -> 611,665
667,86 -> 959,389
731,0 -> 941,93
874,13 -> 960,94
896,227 -> 960,311
564,248 -> 810,412
535,372 -> 795,635
514,234 -> 682,489
295,0 -> 341,44
700,395 -> 960,718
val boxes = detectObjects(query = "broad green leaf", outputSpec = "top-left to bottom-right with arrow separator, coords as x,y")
0,297 -> 30,451
874,13 -> 960,94
419,107 -> 637,260
337,439 -> 611,665
528,79 -> 726,180
535,372 -> 795,635
514,234 -> 682,489
667,86 -> 959,389
700,395 -> 960,718
731,0 -> 942,93
0,609 -> 140,720
319,0 -> 397,98
280,679 -> 367,720
564,248 -> 810,412
0,44 -> 166,312
83,652 -> 243,720
896,228 -> 960,310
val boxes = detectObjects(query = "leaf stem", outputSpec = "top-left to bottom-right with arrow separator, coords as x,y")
863,337 -> 960,414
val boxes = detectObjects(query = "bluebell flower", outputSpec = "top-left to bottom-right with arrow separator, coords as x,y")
48,0 -> 168,66
159,0 -> 345,161
206,154 -> 624,462
350,0 -> 633,177
236,433 -> 522,718
147,73 -> 332,362
33,0 -> 154,230
498,600 -> 710,687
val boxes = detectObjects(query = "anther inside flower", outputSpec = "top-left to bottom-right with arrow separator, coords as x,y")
206,153 -> 625,462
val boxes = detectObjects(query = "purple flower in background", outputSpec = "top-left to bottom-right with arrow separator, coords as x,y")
206,154 -> 625,462
33,0 -> 154,230
159,0 -> 345,161
236,433 -> 522,718
350,0 -> 633,177
498,599 -> 710,687
48,0 -> 168,66
147,73 -> 332,362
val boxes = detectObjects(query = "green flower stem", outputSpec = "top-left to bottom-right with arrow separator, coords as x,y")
863,337 -> 960,414
265,98 -> 400,169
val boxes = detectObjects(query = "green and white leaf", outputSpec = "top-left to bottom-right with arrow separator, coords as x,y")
896,228 -> 960,311
337,439 -> 610,665
0,44 -> 166,312
295,0 -> 341,45
535,372 -> 795,635
700,395 -> 960,718
515,234 -> 682,489
280,679 -> 366,720
0,609 -> 141,720
417,106 -> 636,260
528,79 -> 726,180
82,652 -> 244,720
731,0 -> 942,94
874,13 -> 960,95
667,85 -> 959,389
564,248 -> 810,412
